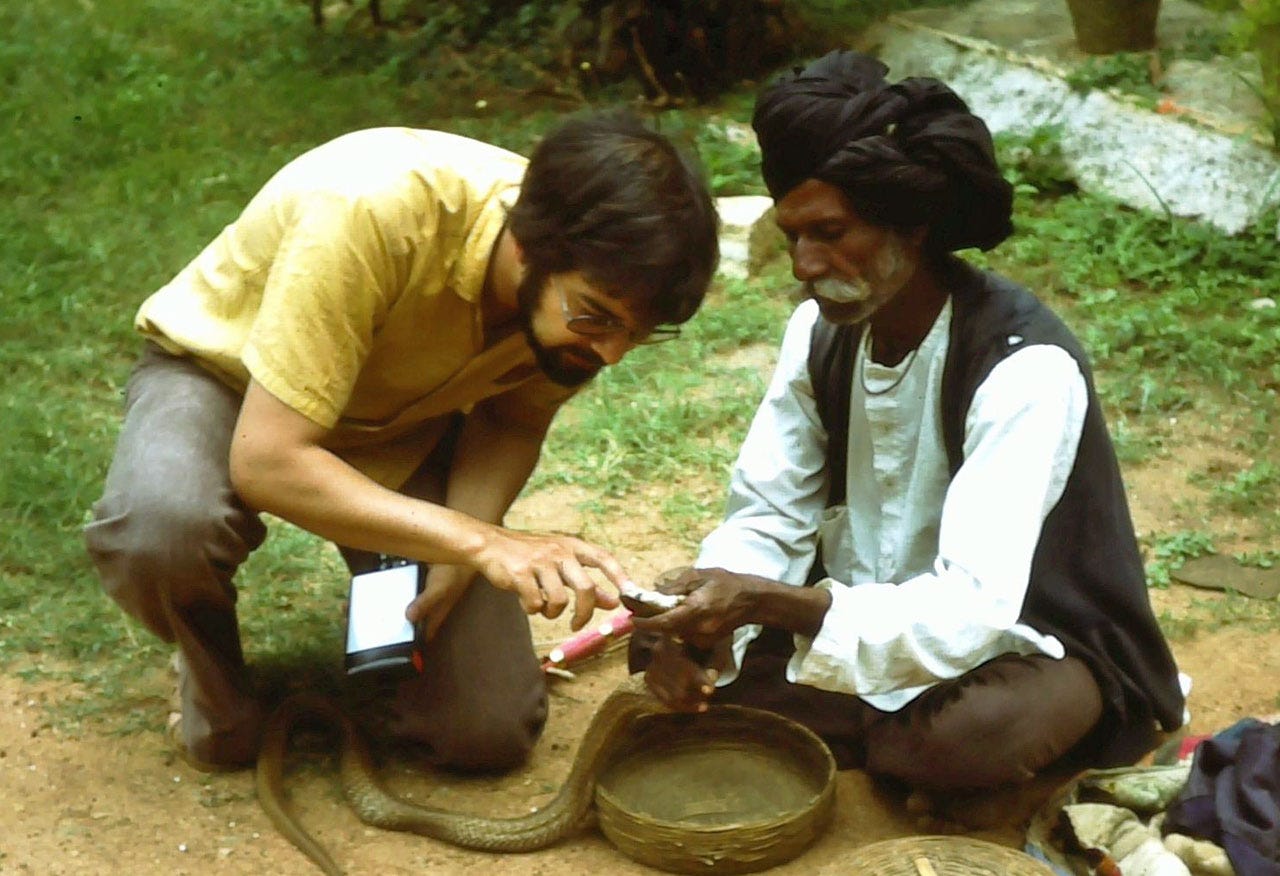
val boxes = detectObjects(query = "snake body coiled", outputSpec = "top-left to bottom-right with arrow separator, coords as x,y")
255,674 -> 662,875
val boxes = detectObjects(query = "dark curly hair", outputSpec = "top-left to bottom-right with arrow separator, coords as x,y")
507,110 -> 719,326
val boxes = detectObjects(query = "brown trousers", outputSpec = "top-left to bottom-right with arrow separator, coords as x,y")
84,344 -> 546,770
634,624 -> 1105,792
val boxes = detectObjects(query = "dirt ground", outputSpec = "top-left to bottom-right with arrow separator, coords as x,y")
7,0 -> 1276,871
3,376 -> 1278,876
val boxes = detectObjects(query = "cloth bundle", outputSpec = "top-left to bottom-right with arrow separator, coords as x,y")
1027,719 -> 1280,876
1163,719 -> 1280,876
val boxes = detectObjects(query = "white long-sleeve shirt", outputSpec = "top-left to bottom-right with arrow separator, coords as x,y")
697,298 -> 1089,711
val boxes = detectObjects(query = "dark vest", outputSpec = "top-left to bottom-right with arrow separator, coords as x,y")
807,259 -> 1184,766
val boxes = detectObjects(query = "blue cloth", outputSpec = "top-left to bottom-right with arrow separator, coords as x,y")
1163,718 -> 1280,876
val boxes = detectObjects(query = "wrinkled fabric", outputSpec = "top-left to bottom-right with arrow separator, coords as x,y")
1062,803 -> 1193,876
1163,719 -> 1280,876
1080,763 -> 1193,813
752,49 -> 1013,252
1027,762 -> 1239,876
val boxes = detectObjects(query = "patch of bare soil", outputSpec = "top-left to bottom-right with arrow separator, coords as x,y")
2,428 -> 1276,876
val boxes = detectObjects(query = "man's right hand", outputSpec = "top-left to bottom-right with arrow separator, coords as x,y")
473,527 -> 626,632
231,380 -> 629,634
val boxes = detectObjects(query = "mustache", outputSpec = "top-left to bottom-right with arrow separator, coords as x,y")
802,277 -> 874,303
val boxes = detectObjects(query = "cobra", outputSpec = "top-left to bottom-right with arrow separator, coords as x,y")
255,674 -> 664,876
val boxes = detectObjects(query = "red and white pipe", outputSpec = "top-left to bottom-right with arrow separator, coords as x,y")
541,610 -> 635,672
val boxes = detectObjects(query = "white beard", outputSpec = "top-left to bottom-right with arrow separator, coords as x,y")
807,234 -> 910,309
810,275 -> 874,303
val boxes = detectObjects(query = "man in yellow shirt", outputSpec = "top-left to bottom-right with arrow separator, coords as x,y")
84,111 -> 719,771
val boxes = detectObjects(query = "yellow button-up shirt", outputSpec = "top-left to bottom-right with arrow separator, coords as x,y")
136,127 -> 574,487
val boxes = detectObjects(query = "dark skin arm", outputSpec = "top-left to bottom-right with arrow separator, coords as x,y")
631,567 -> 832,711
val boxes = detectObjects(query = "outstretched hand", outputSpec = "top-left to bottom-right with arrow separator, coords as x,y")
630,567 -> 769,649
473,527 -> 625,631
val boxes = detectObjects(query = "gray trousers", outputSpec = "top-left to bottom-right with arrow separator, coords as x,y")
84,344 -> 547,770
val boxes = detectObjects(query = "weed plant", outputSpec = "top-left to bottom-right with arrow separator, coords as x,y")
2,0 -> 1277,729
1065,53 -> 1166,105
1144,530 -> 1218,587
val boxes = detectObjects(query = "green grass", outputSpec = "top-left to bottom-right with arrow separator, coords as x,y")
1143,530 -> 1218,588
531,271 -> 791,498
1158,591 -> 1280,641
1065,52 -> 1165,105
3,0 -> 1278,731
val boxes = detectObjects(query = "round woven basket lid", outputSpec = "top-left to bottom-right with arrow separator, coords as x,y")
595,705 -> 836,875
845,836 -> 1056,875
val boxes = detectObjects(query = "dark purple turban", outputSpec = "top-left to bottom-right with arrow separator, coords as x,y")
753,50 -> 1013,252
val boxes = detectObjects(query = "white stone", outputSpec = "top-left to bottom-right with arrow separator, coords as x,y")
870,19 -> 1280,236
715,195 -> 776,280
716,195 -> 774,233
718,239 -> 751,280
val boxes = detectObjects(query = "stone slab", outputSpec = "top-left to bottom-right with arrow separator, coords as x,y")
868,14 -> 1280,236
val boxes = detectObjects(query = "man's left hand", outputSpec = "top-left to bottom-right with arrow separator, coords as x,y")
642,634 -> 724,712
406,564 -> 475,641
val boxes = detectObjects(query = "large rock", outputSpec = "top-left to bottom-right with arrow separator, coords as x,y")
868,4 -> 1280,237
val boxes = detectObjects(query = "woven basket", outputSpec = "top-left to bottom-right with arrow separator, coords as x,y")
846,836 -> 1057,875
595,705 -> 836,875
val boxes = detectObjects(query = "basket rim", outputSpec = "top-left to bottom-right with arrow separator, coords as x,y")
594,703 -> 837,833
845,835 -> 1057,875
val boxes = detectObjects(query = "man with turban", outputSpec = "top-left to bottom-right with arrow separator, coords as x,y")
630,51 -> 1185,796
